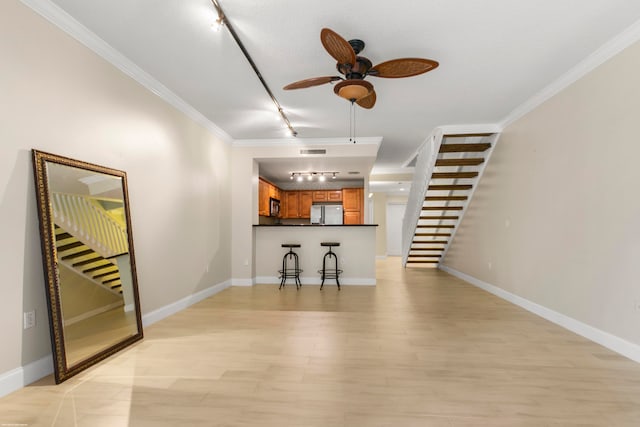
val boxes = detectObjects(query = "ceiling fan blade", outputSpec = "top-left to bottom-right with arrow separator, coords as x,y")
283,76 -> 342,90
370,58 -> 439,78
320,28 -> 356,66
356,90 -> 376,109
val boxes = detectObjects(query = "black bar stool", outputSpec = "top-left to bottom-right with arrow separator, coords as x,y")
279,244 -> 302,290
318,242 -> 342,290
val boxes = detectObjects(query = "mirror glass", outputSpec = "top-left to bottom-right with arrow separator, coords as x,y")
32,150 -> 143,383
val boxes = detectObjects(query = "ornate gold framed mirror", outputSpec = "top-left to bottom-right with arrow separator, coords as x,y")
32,150 -> 143,383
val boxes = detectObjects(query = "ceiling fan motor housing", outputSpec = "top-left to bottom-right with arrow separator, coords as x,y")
337,56 -> 373,79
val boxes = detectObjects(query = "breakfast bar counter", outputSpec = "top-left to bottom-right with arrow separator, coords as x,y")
253,224 -> 377,286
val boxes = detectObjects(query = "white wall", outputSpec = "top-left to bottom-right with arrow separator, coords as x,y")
443,40 -> 640,348
0,0 -> 231,386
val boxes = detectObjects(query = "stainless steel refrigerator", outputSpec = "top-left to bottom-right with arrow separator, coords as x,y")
310,204 -> 343,225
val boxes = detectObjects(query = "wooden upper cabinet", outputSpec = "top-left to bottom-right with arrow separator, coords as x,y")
342,188 -> 361,211
284,191 -> 299,218
299,191 -> 313,218
327,190 -> 342,202
258,178 -> 283,217
258,179 -> 269,216
312,191 -> 328,202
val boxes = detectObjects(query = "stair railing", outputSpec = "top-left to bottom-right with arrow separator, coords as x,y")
402,128 -> 444,267
51,192 -> 128,258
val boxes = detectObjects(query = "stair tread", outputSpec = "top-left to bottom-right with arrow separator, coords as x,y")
408,254 -> 442,258
83,263 -> 113,273
55,232 -> 73,240
412,240 -> 448,244
439,143 -> 491,153
444,133 -> 494,138
431,172 -> 479,179
406,260 -> 439,264
420,215 -> 459,220
411,248 -> 445,251
73,256 -> 105,268
61,249 -> 94,261
414,233 -> 451,236
417,225 -> 455,228
57,241 -> 85,252
93,270 -> 119,279
428,184 -> 473,191
103,277 -> 120,284
435,158 -> 484,166
422,206 -> 463,211
425,196 -> 468,201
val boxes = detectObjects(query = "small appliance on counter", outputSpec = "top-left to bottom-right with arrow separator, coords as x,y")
310,204 -> 343,225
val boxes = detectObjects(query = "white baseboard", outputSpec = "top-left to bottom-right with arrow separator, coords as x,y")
440,265 -> 640,364
254,276 -> 376,286
0,280 -> 233,397
0,355 -> 53,399
64,302 -> 123,326
142,279 -> 231,327
376,255 -> 387,260
231,278 -> 254,287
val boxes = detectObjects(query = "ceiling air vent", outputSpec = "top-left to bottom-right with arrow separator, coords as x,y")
300,149 -> 326,155
348,171 -> 360,175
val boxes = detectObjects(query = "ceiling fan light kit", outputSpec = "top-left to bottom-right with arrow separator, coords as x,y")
283,27 -> 439,109
334,80 -> 373,101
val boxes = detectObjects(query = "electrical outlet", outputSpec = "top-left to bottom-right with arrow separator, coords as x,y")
23,310 -> 36,329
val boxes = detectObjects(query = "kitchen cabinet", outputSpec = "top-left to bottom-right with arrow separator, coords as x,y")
312,191 -> 328,202
259,178 -> 281,217
343,210 -> 362,224
284,191 -> 299,218
342,188 -> 361,211
327,190 -> 342,202
258,179 -> 269,216
342,187 -> 364,224
313,190 -> 343,202
299,191 -> 312,219
282,190 -> 312,218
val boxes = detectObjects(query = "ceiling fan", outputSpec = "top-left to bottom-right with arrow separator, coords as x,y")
283,28 -> 439,109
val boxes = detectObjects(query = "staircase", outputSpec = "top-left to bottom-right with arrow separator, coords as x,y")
403,131 -> 499,267
55,225 -> 123,294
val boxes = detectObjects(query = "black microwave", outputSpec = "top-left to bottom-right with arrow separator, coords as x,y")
269,197 -> 280,217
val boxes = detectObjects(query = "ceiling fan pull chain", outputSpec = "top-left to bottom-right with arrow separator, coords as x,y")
353,103 -> 357,144
349,101 -> 353,143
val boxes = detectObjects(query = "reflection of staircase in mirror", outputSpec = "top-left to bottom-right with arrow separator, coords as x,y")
55,225 -> 123,294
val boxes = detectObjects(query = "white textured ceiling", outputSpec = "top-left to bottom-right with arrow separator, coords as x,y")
47,0 -> 640,170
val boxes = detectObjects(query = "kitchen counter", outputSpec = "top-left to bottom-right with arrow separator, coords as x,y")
253,224 -> 377,286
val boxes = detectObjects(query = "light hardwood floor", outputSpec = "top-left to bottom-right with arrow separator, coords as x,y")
2,257 -> 640,426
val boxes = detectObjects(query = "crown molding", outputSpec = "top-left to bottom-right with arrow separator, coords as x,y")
500,18 -> 640,129
232,136 -> 383,147
20,0 -> 232,144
